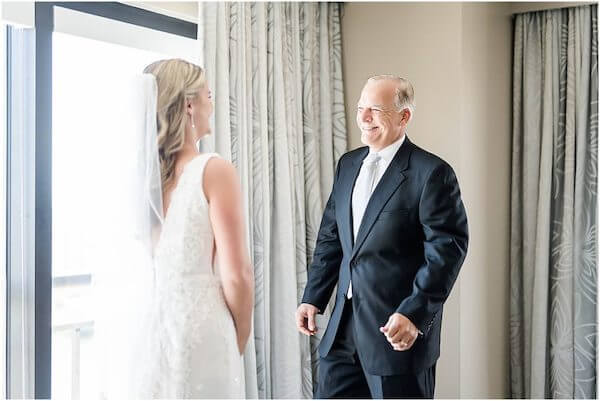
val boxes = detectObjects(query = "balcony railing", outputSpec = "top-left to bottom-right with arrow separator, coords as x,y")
52,273 -> 94,400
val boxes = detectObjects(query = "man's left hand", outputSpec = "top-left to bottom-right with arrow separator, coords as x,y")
379,313 -> 419,351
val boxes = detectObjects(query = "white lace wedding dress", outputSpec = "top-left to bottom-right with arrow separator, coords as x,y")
146,153 -> 244,398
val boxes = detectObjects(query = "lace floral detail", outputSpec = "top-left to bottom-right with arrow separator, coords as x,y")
141,154 -> 243,399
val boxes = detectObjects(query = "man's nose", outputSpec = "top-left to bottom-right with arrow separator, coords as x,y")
359,109 -> 372,122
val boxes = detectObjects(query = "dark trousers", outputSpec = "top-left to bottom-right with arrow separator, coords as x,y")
316,300 -> 436,399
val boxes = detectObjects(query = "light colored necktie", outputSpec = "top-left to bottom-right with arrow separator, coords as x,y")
355,152 -> 381,233
348,152 -> 381,298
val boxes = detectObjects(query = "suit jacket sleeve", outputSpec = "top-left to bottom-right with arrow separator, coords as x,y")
396,162 -> 469,335
300,157 -> 344,313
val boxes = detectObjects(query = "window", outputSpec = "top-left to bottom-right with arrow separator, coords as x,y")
51,29 -> 197,400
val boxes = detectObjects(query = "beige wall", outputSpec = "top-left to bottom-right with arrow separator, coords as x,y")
459,3 -> 513,397
343,3 -> 462,166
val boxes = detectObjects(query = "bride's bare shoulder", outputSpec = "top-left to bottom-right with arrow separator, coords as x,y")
202,156 -> 240,201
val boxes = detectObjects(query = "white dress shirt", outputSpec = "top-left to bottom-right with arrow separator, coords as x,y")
347,134 -> 406,299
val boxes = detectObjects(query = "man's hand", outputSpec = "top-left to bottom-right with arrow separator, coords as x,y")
379,313 -> 419,351
296,303 -> 319,336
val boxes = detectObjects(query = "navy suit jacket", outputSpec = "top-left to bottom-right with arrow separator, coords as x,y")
301,138 -> 468,376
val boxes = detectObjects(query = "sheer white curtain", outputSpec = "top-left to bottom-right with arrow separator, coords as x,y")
199,2 -> 347,398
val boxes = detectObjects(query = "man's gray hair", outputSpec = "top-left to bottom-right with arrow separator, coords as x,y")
367,75 -> 416,118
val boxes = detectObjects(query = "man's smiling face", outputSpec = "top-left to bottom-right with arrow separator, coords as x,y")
356,79 -> 409,151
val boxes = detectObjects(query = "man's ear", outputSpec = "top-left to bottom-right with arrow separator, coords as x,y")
401,108 -> 411,125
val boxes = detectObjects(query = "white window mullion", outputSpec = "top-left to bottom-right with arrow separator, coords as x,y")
0,20 -> 7,401
6,26 -> 36,400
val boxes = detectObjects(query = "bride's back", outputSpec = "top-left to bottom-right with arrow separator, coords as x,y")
154,153 -> 218,275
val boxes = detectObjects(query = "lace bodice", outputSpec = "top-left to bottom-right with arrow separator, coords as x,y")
155,153 -> 219,275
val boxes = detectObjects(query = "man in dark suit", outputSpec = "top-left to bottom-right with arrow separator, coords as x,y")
296,75 -> 468,399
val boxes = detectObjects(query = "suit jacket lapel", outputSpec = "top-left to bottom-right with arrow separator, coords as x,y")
351,139 -> 413,260
337,147 -> 368,251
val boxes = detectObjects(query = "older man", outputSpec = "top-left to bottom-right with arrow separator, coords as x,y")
296,76 -> 468,398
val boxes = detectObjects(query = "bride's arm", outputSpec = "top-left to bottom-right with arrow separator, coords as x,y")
204,157 -> 254,354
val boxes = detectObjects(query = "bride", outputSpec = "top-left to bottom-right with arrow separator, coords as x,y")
147,58 -> 254,397
98,58 -> 254,399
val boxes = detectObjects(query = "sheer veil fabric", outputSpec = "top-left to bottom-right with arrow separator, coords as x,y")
94,74 -> 163,398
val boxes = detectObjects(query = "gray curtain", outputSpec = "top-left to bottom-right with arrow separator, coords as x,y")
199,3 -> 347,398
511,5 -> 598,398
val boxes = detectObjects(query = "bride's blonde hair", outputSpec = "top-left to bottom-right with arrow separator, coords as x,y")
143,59 -> 206,190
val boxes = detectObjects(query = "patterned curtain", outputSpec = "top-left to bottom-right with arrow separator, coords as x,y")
199,3 -> 347,398
510,5 -> 598,398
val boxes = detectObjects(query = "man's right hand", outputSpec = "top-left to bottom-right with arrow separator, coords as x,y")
295,303 -> 319,336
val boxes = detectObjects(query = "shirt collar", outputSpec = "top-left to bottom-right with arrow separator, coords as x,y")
368,134 -> 406,164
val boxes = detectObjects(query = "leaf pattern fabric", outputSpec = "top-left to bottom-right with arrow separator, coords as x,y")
511,5 -> 598,398
199,3 -> 347,398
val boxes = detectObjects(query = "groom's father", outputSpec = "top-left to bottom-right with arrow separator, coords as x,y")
296,75 -> 468,399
